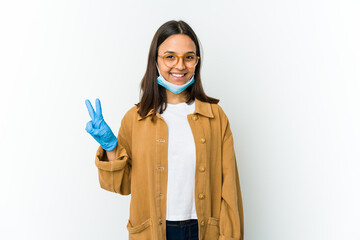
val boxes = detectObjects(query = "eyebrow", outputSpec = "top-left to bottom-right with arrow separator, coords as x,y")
164,51 -> 196,54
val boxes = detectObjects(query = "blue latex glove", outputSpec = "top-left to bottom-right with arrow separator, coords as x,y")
85,98 -> 118,151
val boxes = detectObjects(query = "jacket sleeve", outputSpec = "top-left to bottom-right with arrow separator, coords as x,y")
94,112 -> 132,195
219,110 -> 244,240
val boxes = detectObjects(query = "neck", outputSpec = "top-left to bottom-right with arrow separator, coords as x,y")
166,89 -> 188,104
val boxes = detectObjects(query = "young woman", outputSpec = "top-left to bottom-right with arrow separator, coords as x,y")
85,20 -> 244,240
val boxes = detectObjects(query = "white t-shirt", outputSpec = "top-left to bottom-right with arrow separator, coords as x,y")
160,100 -> 198,220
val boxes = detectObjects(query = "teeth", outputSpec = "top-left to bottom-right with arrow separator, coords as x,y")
171,73 -> 185,77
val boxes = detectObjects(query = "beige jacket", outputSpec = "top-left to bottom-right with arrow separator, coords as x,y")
94,97 -> 244,240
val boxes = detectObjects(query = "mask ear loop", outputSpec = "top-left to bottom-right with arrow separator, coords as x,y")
155,63 -> 160,76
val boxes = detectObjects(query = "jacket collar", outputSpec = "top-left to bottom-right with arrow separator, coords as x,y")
137,97 -> 214,121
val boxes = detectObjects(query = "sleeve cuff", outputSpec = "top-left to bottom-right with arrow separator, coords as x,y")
94,145 -> 129,172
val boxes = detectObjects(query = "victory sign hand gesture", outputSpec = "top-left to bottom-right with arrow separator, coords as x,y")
85,98 -> 117,151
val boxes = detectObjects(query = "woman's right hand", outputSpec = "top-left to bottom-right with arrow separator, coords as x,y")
85,98 -> 118,151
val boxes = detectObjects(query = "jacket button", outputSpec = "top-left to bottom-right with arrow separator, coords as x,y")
158,219 -> 163,225
200,220 -> 205,226
199,166 -> 205,172
192,115 -> 198,120
198,193 -> 205,199
200,138 -> 206,143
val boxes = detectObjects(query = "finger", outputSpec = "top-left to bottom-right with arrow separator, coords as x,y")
92,128 -> 101,136
95,98 -> 102,117
85,121 -> 94,134
85,99 -> 96,120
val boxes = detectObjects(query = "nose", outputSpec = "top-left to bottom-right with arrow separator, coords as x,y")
174,56 -> 186,70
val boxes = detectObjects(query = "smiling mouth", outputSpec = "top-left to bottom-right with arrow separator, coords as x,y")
170,73 -> 187,78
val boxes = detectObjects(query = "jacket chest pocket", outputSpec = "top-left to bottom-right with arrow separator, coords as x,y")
127,218 -> 153,240
204,217 -> 220,240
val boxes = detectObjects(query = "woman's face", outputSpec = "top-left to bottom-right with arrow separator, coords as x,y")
157,34 -> 197,85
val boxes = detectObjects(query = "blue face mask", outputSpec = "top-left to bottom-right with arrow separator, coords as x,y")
156,64 -> 195,94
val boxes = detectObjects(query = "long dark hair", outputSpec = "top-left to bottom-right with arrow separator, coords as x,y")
136,20 -> 219,121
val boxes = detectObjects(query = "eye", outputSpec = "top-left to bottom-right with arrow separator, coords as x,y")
165,54 -> 176,60
185,55 -> 195,60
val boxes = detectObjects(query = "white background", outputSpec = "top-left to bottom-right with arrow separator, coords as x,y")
1,0 -> 359,239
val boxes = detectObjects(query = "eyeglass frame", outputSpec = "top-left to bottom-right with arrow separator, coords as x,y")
157,53 -> 200,69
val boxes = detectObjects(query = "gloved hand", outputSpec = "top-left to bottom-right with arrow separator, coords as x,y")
85,98 -> 118,151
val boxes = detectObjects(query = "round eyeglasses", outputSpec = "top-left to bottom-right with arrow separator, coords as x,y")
158,53 -> 200,68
